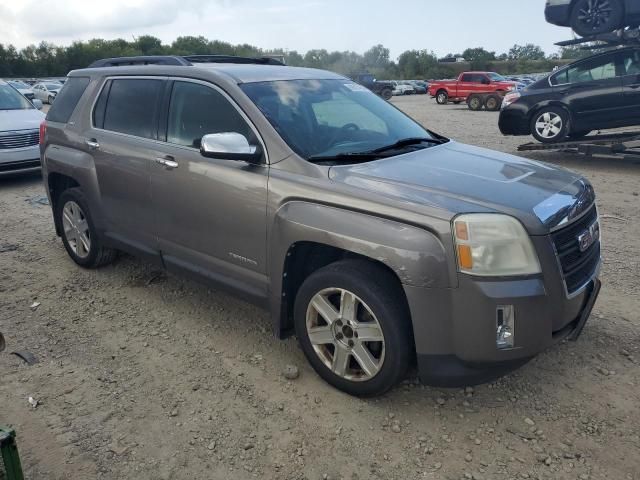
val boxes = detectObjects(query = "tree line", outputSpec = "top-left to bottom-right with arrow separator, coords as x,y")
0,35 -> 587,80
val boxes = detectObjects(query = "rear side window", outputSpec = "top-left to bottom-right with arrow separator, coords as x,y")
96,78 -> 163,140
46,77 -> 90,123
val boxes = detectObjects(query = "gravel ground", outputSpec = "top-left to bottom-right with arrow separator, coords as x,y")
1,97 -> 639,480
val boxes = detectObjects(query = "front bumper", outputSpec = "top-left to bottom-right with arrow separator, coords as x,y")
0,146 -> 42,176
405,230 -> 601,387
499,105 -> 531,136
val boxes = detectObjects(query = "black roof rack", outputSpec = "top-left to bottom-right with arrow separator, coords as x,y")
555,27 -> 640,49
88,54 -> 285,68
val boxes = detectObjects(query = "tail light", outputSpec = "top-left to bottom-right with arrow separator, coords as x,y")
39,120 -> 46,145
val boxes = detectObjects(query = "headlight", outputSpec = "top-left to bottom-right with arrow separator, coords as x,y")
502,92 -> 521,109
453,214 -> 541,276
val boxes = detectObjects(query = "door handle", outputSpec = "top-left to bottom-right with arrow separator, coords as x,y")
154,156 -> 178,170
85,139 -> 100,150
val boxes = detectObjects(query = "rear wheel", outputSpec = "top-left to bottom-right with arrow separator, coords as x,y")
485,94 -> 502,111
530,107 -> 570,143
57,188 -> 117,268
381,88 -> 393,100
294,260 -> 412,397
436,90 -> 448,105
570,0 -> 624,37
48,95 -> 55,104
467,94 -> 483,111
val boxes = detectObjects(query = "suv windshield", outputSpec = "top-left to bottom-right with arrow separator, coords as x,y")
241,79 -> 436,160
0,84 -> 33,110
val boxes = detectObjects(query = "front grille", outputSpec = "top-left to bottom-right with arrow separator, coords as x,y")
0,130 -> 40,150
551,205 -> 600,295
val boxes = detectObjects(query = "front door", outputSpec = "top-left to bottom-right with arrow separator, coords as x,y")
620,49 -> 640,125
555,53 -> 624,131
151,79 -> 269,302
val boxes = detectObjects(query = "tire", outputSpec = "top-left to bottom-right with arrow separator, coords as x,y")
48,95 -> 55,104
436,90 -> 448,105
570,0 -> 624,37
530,107 -> 570,143
56,187 -> 117,268
485,94 -> 502,112
294,260 -> 412,397
467,94 -> 483,111
380,88 -> 393,100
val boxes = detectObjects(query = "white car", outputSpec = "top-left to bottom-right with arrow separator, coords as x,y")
391,81 -> 415,96
0,79 -> 45,176
32,81 -> 63,104
7,80 -> 35,101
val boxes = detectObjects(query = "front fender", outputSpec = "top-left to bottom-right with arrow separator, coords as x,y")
268,201 -> 453,333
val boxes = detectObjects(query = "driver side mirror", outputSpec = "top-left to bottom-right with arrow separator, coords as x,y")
200,133 -> 263,163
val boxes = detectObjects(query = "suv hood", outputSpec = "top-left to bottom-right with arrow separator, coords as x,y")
0,108 -> 45,132
328,141 -> 594,234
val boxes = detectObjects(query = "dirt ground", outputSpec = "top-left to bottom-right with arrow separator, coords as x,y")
1,97 -> 639,480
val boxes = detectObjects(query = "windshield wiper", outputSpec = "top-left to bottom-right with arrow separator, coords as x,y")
307,152 -> 383,163
369,137 -> 445,154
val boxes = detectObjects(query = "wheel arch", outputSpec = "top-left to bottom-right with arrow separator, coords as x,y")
269,201 -> 452,339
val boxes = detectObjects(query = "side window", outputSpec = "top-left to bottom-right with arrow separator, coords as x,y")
565,56 -> 617,84
460,74 -> 472,82
622,50 -> 640,75
167,81 -> 253,148
99,78 -> 163,140
46,77 -> 90,124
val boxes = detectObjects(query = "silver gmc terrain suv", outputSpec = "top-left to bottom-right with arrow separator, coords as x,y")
40,55 -> 602,397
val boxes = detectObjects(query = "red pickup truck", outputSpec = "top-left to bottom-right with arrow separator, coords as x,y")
428,72 -> 518,105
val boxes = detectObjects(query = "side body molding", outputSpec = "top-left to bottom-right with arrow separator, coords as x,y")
268,201 -> 452,336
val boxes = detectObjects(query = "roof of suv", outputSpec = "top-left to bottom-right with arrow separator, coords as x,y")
73,62 -> 345,84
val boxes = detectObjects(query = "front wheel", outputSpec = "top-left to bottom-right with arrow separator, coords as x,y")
530,107 -> 570,143
436,90 -> 448,105
48,95 -> 55,104
56,188 -> 117,268
570,0 -> 624,36
380,88 -> 393,100
294,260 -> 412,397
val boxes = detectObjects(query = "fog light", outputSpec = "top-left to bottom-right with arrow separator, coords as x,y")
496,305 -> 515,349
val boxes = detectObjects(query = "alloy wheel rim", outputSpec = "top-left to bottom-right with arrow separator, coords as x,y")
438,93 -> 446,103
305,288 -> 385,382
62,201 -> 91,258
535,112 -> 563,139
577,0 -> 613,32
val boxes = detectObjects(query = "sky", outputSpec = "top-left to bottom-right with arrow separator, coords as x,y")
0,0 -> 572,59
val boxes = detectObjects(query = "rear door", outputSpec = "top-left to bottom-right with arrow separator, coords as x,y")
86,76 -> 167,257
150,79 -> 269,303
551,53 -> 624,130
620,49 -> 640,124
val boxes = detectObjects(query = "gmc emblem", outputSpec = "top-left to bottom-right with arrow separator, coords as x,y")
577,221 -> 600,252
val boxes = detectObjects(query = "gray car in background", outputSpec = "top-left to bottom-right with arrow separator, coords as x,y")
33,81 -> 63,104
40,55 -> 601,396
0,79 -> 45,176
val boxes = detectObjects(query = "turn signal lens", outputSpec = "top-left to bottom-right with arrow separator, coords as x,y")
39,121 -> 46,145
457,245 -> 473,269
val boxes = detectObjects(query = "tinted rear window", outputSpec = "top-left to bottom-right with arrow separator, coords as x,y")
100,79 -> 163,140
46,77 -> 90,123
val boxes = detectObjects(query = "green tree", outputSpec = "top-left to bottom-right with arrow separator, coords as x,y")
462,47 -> 496,70
508,44 -> 546,61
